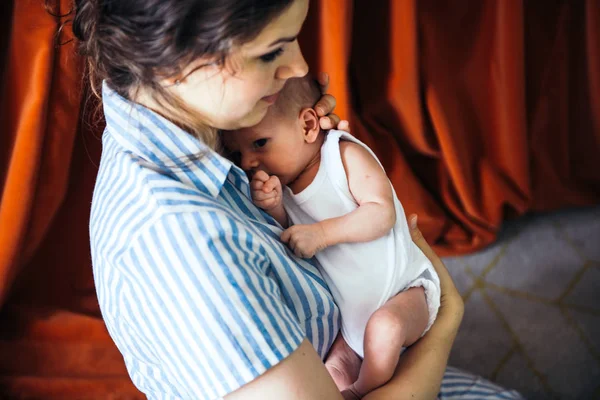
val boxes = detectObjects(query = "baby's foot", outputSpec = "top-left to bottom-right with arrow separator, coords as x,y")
324,335 -> 361,390
341,384 -> 362,400
325,362 -> 354,391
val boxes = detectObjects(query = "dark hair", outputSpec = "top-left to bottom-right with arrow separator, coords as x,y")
274,74 -> 322,118
72,0 -> 294,147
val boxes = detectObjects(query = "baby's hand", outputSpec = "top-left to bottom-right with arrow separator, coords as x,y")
281,224 -> 328,259
250,170 -> 282,211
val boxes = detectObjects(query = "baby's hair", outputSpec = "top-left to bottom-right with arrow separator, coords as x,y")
274,74 -> 322,119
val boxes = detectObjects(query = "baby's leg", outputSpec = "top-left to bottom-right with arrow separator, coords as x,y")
352,286 -> 429,396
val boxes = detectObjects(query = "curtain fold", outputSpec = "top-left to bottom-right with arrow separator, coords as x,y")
1,0 -> 599,397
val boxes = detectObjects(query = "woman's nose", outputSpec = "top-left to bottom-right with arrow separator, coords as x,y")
275,41 -> 309,80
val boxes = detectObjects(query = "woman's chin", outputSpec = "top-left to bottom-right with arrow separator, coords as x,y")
239,106 -> 270,129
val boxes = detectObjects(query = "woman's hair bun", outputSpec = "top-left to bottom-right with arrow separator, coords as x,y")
72,0 -> 97,44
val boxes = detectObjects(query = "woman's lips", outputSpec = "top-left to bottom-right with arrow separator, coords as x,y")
261,91 -> 280,104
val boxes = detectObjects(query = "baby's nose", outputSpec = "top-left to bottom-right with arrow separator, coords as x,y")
241,154 -> 259,171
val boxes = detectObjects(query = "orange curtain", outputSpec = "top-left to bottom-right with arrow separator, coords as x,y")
1,0 -> 599,397
0,0 -> 142,397
301,0 -> 600,254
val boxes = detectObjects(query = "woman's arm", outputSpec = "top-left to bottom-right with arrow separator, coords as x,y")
362,215 -> 465,400
225,339 -> 343,400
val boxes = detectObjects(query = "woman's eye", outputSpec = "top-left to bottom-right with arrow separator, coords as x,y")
253,139 -> 268,148
259,48 -> 284,63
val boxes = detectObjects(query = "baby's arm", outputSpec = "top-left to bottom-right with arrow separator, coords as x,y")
281,141 -> 396,259
320,141 -> 396,246
251,170 -> 289,228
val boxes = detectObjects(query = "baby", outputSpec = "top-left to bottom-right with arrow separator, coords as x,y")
222,76 -> 441,398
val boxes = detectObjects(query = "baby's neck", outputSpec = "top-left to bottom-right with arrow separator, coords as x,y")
288,131 -> 326,194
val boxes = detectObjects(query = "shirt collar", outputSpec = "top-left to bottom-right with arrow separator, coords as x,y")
101,81 -> 233,198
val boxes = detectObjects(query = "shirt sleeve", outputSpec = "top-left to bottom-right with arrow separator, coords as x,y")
117,210 -> 306,399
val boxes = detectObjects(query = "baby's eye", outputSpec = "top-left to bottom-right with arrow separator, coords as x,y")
253,138 -> 268,149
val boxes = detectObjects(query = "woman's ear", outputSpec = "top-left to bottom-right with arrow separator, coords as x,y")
299,107 -> 320,143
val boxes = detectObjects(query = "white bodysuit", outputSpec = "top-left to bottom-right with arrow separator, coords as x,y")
283,130 -> 441,358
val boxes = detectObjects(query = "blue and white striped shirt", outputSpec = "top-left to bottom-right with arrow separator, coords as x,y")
90,83 -> 340,399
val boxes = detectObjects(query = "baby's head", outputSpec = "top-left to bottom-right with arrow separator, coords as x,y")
222,75 -> 323,185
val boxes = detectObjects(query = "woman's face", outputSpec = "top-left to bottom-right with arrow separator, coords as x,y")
169,0 -> 310,130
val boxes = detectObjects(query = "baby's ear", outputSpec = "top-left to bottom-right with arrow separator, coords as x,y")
300,107 -> 320,143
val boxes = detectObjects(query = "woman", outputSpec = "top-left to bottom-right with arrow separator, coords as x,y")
75,0 -> 523,398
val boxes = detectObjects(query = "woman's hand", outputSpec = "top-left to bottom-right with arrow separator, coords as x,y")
315,72 -> 350,132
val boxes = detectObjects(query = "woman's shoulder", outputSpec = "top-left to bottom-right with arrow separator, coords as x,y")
91,133 -> 241,265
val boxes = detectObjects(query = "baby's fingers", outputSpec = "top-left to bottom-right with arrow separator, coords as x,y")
250,179 -> 264,191
252,188 -> 277,202
281,227 -> 291,244
293,247 -> 305,258
262,175 -> 281,193
285,235 -> 302,258
252,170 -> 270,183
256,198 -> 279,210
281,226 -> 298,244
290,241 -> 305,258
